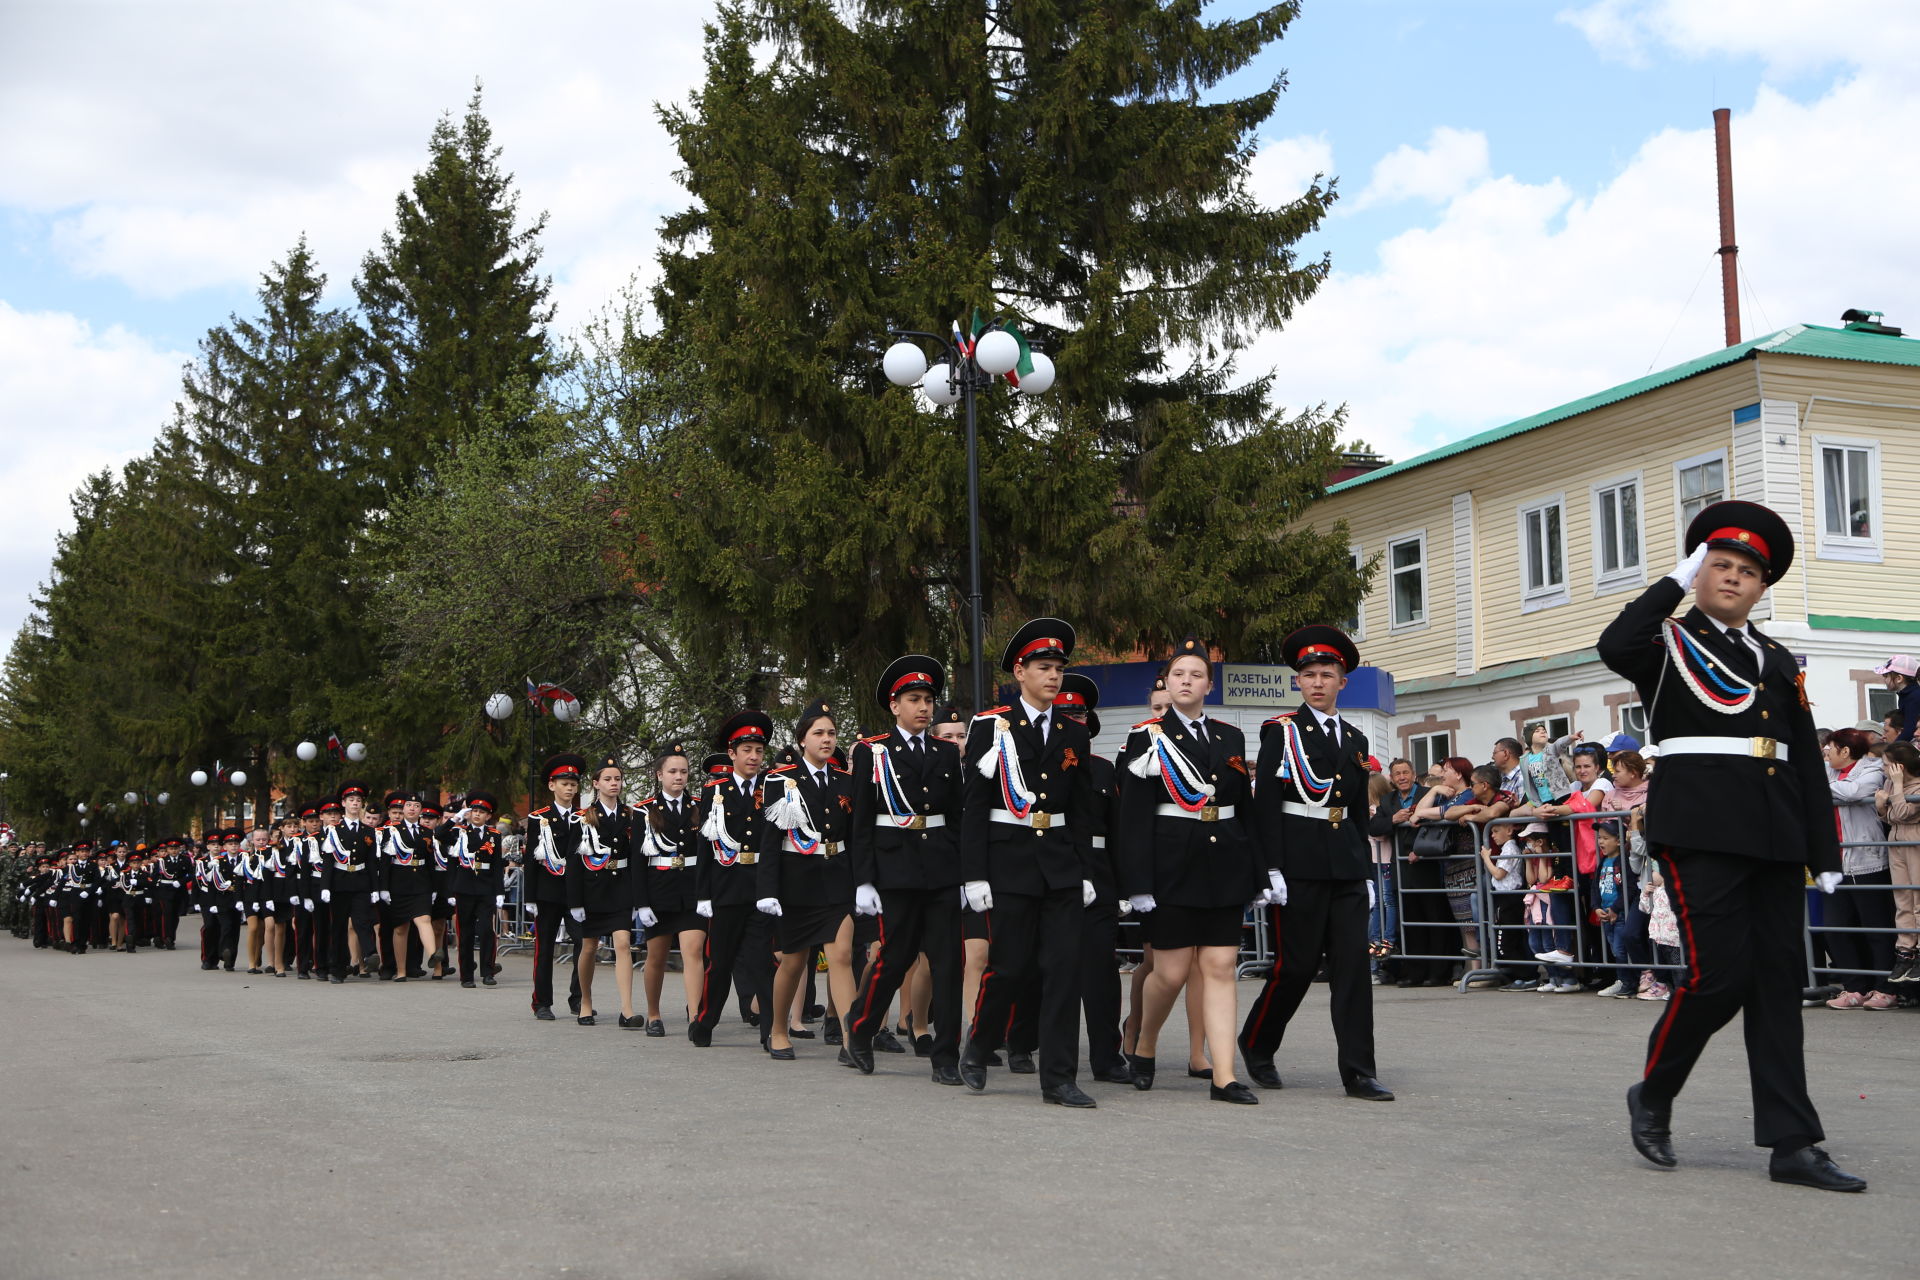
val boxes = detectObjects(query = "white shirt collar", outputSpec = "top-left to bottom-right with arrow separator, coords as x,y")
1018,697 -> 1050,726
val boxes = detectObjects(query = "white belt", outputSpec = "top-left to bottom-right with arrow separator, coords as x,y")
1280,801 -> 1348,822
646,854 -> 697,870
1155,803 -> 1237,823
1657,735 -> 1789,763
990,808 -> 1066,832
876,814 -> 947,830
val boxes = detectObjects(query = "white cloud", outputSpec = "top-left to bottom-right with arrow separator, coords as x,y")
0,304 -> 187,641
1559,0 -> 1920,75
1347,127 -> 1491,211
1246,134 -> 1335,206
1259,65 -> 1920,464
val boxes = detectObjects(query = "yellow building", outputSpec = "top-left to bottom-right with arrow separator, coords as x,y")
1312,313 -> 1920,771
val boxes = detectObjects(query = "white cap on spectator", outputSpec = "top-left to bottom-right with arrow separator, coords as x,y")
1519,821 -> 1549,836
1874,654 -> 1919,677
1642,744 -> 1662,759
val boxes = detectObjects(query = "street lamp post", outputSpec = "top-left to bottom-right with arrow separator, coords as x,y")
881,324 -> 1055,711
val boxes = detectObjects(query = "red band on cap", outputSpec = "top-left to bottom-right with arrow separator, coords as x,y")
726,724 -> 765,743
548,766 -> 581,779
890,671 -> 934,696
1053,691 -> 1087,708
1299,644 -> 1345,663
1706,526 -> 1770,562
1016,636 -> 1063,663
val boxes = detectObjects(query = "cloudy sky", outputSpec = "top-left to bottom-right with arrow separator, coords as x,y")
3,0 -> 1916,644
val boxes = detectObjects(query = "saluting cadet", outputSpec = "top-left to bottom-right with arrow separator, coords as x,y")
957,618 -> 1102,1108
524,754 -> 590,1021
756,700 -> 859,1060
688,711 -> 777,1048
635,745 -> 705,1037
443,791 -> 506,987
1600,500 -> 1863,1192
1238,626 -> 1393,1102
1117,640 -> 1262,1103
320,786 -> 382,984
380,791 -> 436,982
842,660 -> 967,1082
570,756 -> 638,1027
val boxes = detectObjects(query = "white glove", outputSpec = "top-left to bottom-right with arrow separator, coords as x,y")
755,897 -> 783,917
1118,899 -> 1133,916
1268,869 -> 1289,907
1368,880 -> 1377,910
569,907 -> 586,923
1081,879 -> 1096,908
528,903 -> 539,918
207,905 -> 217,914
1128,894 -> 1157,913
637,906 -> 659,929
963,880 -> 994,913
304,899 -> 314,912
695,899 -> 713,918
381,891 -> 391,903
1815,871 -> 1843,895
854,883 -> 883,916
320,891 -> 330,904
495,895 -> 505,908
1667,542 -> 1709,591
446,896 -> 456,907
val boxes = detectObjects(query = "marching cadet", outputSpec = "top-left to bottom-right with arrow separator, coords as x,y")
320,786 -> 382,984
757,699 -> 858,1060
158,837 -> 193,950
842,660 -> 967,1082
237,827 -> 270,973
443,791 -> 506,988
524,754 -> 590,1021
198,836 -> 240,971
380,791 -> 436,982
100,845 -> 129,952
1118,640 -> 1262,1103
1599,500 -> 1863,1192
688,711 -> 777,1048
1238,626 -> 1394,1102
262,815 -> 300,975
421,797 -> 454,979
570,756 -> 638,1027
636,745 -> 706,1037
957,618 -> 1102,1108
62,840 -> 100,955
295,805 -> 327,977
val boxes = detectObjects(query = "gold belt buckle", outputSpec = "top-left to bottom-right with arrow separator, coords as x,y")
1200,805 -> 1219,823
1031,812 -> 1052,830
823,841 -> 840,857
1750,737 -> 1778,759
907,816 -> 926,831
739,852 -> 757,866
1327,806 -> 1345,822
669,856 -> 684,869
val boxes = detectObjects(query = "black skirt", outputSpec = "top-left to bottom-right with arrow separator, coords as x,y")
645,910 -> 707,942
571,910 -> 632,940
1147,904 -> 1245,950
962,907 -> 990,941
388,886 -> 435,921
778,904 -> 850,953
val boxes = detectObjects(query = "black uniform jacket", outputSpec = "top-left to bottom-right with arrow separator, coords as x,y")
441,821 -> 506,901
1116,711 -> 1260,907
694,772 -> 769,908
758,762 -> 857,907
567,803 -> 636,916
634,792 -> 701,916
1597,577 -> 1839,871
848,730 -> 965,892
522,806 -> 586,906
1082,753 -> 1122,904
1249,705 -> 1372,881
959,704 -> 1096,895
320,819 -> 381,895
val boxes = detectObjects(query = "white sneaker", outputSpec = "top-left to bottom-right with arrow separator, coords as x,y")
1595,980 -> 1626,998
1538,979 -> 1564,992
1556,981 -> 1582,993
1533,949 -> 1575,964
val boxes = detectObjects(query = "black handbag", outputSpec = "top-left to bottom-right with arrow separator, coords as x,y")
1409,822 -> 1457,860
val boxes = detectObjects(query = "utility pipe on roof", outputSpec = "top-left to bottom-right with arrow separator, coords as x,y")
1714,108 -> 1741,348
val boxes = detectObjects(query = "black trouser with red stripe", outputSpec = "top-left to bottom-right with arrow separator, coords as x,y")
966,886 -> 1083,1090
847,887 -> 963,1069
1006,901 -> 1125,1075
1642,848 -> 1822,1150
1240,878 -> 1375,1085
693,904 -> 775,1041
454,894 -> 497,983
529,903 -> 581,1012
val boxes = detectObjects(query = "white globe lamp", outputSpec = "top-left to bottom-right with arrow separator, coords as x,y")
922,364 -> 961,406
230,770 -> 248,787
296,741 -> 318,762
974,329 -> 1020,376
882,342 -> 928,388
485,692 -> 515,721
345,743 -> 367,763
190,770 -> 209,788
1017,351 -> 1055,395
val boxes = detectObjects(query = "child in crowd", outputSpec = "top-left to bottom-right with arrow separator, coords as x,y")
1365,771 -> 1398,982
1479,820 -> 1532,989
1593,825 -> 1641,997
1518,722 -> 1577,811
1522,822 -> 1579,991
1638,861 -> 1679,1000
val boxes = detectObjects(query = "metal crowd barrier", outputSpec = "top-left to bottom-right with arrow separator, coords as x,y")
1803,838 -> 1920,991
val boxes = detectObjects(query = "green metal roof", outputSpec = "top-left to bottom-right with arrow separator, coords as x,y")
1328,323 -> 1920,494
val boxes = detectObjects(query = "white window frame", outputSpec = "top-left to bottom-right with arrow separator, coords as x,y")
1387,531 -> 1427,632
1672,449 -> 1727,547
1345,543 -> 1366,640
1617,701 -> 1650,744
1590,472 -> 1645,596
1516,494 -> 1569,612
1812,434 -> 1883,563
1408,731 -> 1451,777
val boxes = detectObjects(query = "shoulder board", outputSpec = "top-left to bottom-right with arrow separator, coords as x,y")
702,778 -> 724,789
1131,718 -> 1157,731
635,797 -> 657,808
974,706 -> 1010,719
1262,713 -> 1297,725
768,764 -> 797,774
530,805 -> 553,816
828,759 -> 849,773
857,733 -> 888,745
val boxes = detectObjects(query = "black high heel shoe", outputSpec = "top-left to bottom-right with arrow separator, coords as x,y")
1127,1054 -> 1156,1091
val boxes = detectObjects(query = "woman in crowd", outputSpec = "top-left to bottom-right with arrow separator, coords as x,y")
1410,757 -> 1494,962
1823,727 -> 1896,1009
1877,740 -> 1920,985
637,746 -> 707,1037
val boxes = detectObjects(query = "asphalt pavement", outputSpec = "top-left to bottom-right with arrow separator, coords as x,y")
2,938 -> 1913,1279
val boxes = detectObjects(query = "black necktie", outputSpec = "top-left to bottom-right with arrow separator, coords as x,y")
1324,716 -> 1340,747
1191,719 -> 1207,747
1728,628 -> 1761,681
1036,713 -> 1049,744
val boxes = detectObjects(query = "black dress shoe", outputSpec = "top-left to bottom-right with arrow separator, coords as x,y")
534,1005 -> 556,1021
803,1003 -> 825,1021
788,1026 -> 816,1040
1092,1061 -> 1136,1085
958,1049 -> 988,1093
406,968 -> 427,979
688,1023 -> 712,1047
618,1013 -> 645,1029
481,975 -> 497,987
1042,1083 -> 1097,1108
328,974 -> 344,984
930,1064 -> 962,1086
766,1045 -> 796,1060
844,1034 -> 876,1075
297,971 -> 312,980
1211,1081 -> 1260,1105
836,1047 -> 852,1067
823,1015 -> 843,1045
1768,1144 -> 1866,1192
1127,1054 -> 1156,1091
872,1026 -> 906,1054
578,1014 -> 596,1026
913,1034 -> 933,1058
247,967 -> 263,974
742,1010 -> 759,1027
1186,1065 -> 1214,1080
1245,1061 -> 1284,1090
1006,1049 -> 1037,1075
983,1050 -> 1003,1067
645,1019 -> 665,1037
568,994 -> 582,1015
1344,1076 -> 1396,1101
460,979 -> 477,988
1626,1082 -> 1675,1168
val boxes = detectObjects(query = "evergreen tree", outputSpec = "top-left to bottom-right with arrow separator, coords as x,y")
636,0 -> 1365,726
